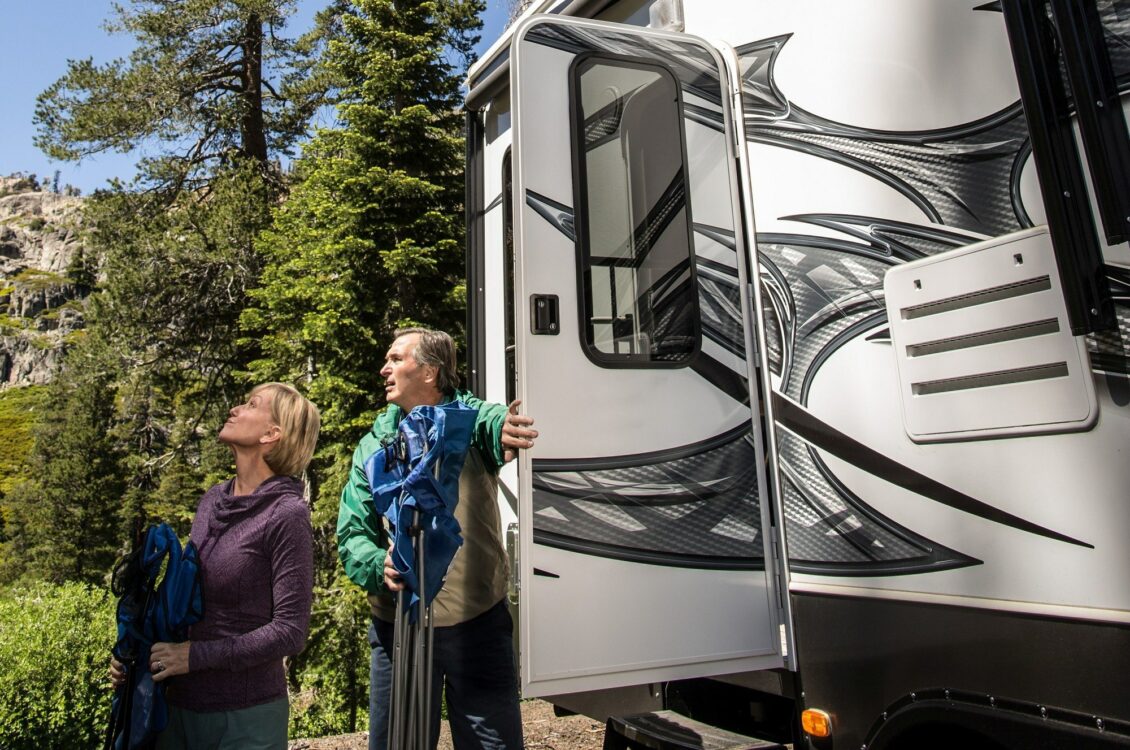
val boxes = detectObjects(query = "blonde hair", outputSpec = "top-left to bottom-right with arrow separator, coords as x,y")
251,382 -> 321,477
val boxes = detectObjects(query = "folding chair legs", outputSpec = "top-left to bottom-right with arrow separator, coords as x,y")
388,509 -> 436,750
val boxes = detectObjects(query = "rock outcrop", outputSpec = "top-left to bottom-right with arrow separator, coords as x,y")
0,175 -> 89,386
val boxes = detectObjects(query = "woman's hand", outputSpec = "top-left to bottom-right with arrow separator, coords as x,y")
149,641 -> 191,682
109,657 -> 126,690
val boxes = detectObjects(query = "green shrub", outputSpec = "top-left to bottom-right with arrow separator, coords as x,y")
289,578 -> 372,739
0,582 -> 116,749
10,269 -> 67,293
0,385 -> 46,496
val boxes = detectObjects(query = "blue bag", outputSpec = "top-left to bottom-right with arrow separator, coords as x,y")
364,401 -> 478,619
105,523 -> 203,750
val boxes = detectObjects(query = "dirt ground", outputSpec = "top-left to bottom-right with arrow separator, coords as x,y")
288,699 -> 606,750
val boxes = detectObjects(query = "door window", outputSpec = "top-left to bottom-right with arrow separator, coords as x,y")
572,57 -> 700,366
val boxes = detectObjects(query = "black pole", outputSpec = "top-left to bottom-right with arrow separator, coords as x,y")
1000,0 -> 1116,334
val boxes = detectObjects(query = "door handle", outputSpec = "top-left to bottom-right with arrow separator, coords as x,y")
530,294 -> 560,335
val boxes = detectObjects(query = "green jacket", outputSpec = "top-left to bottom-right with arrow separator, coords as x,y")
336,390 -> 509,595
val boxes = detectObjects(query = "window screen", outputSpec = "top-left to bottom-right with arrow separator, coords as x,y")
573,57 -> 699,366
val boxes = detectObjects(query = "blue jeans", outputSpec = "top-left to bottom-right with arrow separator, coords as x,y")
369,599 -> 523,750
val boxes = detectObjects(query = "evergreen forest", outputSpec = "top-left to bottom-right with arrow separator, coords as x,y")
0,1 -> 491,745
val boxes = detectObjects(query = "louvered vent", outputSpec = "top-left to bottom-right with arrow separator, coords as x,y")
884,227 -> 1097,443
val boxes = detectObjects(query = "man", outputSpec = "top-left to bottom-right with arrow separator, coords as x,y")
337,327 -> 537,750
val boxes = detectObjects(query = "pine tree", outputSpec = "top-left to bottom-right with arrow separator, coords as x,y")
25,0 -> 331,566
248,0 -> 481,439
4,332 -> 126,585
244,0 -> 483,731
34,0 -> 326,191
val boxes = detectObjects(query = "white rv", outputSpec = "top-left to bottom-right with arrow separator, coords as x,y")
464,1 -> 1130,747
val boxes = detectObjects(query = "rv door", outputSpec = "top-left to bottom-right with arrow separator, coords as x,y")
511,16 -> 787,697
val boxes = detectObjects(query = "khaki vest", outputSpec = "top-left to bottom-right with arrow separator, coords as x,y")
369,447 -> 509,627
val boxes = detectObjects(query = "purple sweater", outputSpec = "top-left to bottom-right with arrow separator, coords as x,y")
167,475 -> 314,712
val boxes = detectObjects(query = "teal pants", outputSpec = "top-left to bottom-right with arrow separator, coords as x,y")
157,697 -> 289,750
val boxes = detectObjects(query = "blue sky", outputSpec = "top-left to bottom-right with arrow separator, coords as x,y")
0,1 -> 509,194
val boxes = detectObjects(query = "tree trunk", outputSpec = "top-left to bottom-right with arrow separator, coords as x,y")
240,13 -> 269,166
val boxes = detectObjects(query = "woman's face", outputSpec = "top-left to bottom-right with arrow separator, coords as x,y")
219,387 -> 279,448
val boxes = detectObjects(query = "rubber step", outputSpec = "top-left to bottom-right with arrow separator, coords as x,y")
604,710 -> 787,750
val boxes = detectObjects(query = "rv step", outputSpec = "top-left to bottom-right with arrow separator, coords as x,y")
603,710 -> 786,750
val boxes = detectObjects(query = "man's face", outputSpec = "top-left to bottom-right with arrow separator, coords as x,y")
380,333 -> 440,411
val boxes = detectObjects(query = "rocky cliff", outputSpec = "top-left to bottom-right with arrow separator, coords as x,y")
0,175 -> 88,386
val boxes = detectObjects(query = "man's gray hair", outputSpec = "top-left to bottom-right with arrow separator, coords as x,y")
395,327 -> 459,395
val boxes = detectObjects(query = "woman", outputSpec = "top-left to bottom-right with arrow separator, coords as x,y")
111,382 -> 320,749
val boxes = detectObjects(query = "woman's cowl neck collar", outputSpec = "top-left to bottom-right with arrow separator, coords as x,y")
209,474 -> 305,535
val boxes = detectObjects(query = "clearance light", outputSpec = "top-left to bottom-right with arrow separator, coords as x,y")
801,708 -> 832,738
